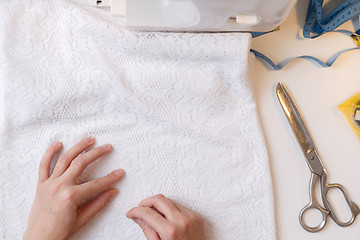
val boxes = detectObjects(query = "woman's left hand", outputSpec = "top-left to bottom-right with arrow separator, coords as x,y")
23,137 -> 125,240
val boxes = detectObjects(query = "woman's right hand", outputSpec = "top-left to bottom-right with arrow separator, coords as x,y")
127,194 -> 206,240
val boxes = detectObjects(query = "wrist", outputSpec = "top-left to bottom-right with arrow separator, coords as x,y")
23,229 -> 68,240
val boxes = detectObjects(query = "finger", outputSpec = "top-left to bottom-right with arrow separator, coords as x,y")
126,207 -> 169,235
51,136 -> 95,178
133,218 -> 161,240
168,199 -> 193,216
170,200 -> 205,226
38,141 -> 63,183
139,194 -> 181,221
65,144 -> 113,180
77,169 -> 125,198
75,189 -> 118,231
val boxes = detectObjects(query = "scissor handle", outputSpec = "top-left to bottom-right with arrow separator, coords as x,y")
299,202 -> 329,232
320,173 -> 360,227
299,173 -> 330,232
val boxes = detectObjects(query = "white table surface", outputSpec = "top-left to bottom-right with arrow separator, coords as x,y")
251,1 -> 360,239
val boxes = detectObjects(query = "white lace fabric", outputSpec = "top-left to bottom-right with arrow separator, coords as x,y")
0,1 -> 275,239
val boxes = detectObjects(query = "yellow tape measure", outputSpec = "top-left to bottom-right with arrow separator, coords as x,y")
338,93 -> 360,141
351,34 -> 360,47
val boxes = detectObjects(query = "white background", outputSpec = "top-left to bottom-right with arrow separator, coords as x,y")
252,0 -> 360,239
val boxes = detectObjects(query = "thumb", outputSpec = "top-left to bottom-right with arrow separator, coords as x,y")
133,218 -> 161,240
75,189 -> 118,230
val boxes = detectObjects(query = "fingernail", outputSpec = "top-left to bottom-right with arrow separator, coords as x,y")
52,141 -> 62,146
115,169 -> 125,176
109,190 -> 119,199
84,136 -> 95,144
125,210 -> 132,219
102,144 -> 112,150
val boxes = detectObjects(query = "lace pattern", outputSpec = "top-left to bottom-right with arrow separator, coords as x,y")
0,1 -> 275,239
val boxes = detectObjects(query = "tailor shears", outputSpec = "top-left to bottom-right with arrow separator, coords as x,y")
276,82 -> 360,232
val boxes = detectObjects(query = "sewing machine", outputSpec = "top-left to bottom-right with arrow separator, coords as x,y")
88,0 -> 297,32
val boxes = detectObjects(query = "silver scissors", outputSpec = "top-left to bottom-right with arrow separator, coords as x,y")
275,82 -> 360,233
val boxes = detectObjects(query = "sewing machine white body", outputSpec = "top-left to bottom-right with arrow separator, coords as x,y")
89,0 -> 297,32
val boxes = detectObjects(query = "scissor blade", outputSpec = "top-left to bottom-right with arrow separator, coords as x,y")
276,83 -> 325,176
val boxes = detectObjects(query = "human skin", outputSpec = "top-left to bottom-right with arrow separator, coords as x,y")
127,194 -> 206,240
23,137 -> 125,240
23,137 -> 206,240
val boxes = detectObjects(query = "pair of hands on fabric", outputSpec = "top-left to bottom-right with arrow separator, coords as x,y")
23,137 -> 206,240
